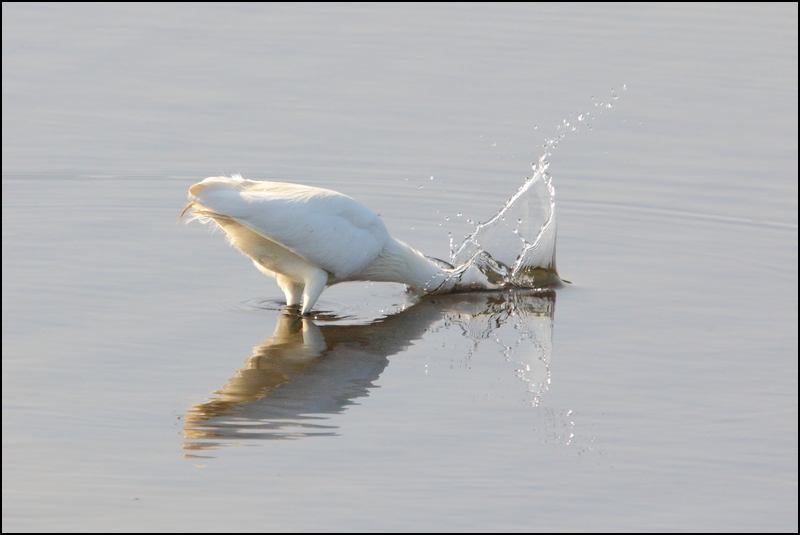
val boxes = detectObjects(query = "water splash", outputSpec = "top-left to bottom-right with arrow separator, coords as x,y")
443,154 -> 559,291
437,87 -> 623,292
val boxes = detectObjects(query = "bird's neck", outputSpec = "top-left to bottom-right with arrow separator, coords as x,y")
355,238 -> 449,292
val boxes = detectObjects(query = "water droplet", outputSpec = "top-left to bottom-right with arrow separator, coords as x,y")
578,114 -> 584,121
429,175 -> 434,180
623,83 -> 627,90
457,212 -> 462,217
444,216 -> 450,221
490,142 -> 497,147
418,185 -> 423,189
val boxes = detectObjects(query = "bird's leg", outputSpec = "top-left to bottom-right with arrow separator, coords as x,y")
300,268 -> 329,316
276,274 -> 303,306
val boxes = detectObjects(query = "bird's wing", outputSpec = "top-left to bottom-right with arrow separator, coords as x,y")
188,176 -> 390,279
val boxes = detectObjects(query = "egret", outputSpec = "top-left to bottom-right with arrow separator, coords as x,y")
180,175 -> 454,315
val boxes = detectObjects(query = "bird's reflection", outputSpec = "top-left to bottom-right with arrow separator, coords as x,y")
183,290 -> 555,452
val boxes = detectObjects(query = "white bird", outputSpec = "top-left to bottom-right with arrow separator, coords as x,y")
180,175 -> 453,315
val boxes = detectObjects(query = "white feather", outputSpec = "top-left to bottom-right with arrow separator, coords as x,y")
182,175 -> 450,314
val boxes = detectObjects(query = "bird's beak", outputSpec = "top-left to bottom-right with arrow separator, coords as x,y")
178,202 -> 195,223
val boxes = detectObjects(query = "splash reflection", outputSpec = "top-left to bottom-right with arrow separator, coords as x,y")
183,290 -> 556,452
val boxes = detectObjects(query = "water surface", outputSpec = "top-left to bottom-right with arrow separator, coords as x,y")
3,3 -> 797,531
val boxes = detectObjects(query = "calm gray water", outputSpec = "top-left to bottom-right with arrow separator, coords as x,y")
3,3 -> 797,532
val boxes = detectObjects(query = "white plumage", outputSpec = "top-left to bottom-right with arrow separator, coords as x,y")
181,175 -> 452,314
